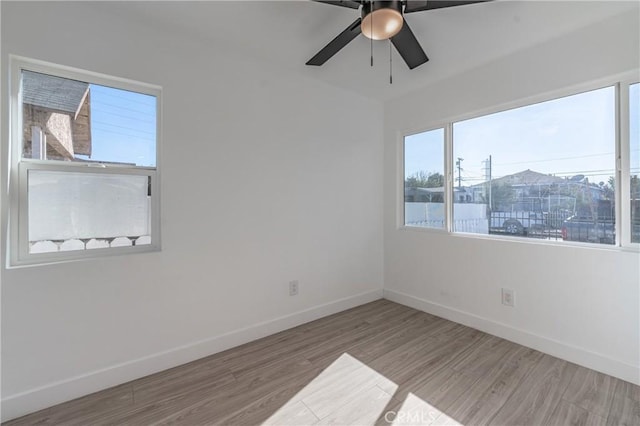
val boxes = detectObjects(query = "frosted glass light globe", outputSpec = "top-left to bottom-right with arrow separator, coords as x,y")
361,8 -> 403,40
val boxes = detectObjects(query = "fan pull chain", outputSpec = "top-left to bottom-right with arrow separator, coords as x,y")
370,1 -> 374,67
389,40 -> 393,84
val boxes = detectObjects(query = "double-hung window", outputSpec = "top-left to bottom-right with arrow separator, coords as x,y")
8,57 -> 161,266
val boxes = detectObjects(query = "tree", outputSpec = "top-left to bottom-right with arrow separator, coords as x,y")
603,176 -> 615,200
405,171 -> 444,188
632,175 -> 640,198
489,182 -> 516,210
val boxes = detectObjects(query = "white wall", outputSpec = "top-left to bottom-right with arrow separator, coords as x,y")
0,2 -> 384,420
384,10 -> 640,384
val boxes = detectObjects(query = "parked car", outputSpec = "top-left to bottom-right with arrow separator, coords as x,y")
561,216 -> 615,244
562,200 -> 615,244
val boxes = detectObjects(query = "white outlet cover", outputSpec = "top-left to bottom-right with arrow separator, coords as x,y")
502,288 -> 515,307
289,280 -> 299,296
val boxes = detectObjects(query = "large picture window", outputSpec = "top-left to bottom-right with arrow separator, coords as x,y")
9,57 -> 161,266
401,76 -> 639,249
453,86 -> 616,245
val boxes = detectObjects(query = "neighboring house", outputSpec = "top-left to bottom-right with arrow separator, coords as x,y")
22,70 -> 91,160
404,186 -> 468,203
470,169 -> 605,213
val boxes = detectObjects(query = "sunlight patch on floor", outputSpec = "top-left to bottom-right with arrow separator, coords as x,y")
262,352 -> 463,425
389,392 -> 463,426
262,353 -> 396,425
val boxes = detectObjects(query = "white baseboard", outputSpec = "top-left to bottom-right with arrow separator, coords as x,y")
1,289 -> 383,422
383,288 -> 640,386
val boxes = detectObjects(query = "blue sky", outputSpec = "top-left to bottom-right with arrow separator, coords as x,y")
75,84 -> 157,167
630,82 -> 639,174
405,85 -> 638,187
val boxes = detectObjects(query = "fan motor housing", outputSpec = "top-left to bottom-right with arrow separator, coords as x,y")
361,0 -> 403,18
361,0 -> 404,40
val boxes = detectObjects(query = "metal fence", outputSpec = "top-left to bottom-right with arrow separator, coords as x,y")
489,210 -> 574,240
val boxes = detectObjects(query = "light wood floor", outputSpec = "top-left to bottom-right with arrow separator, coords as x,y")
5,300 -> 638,425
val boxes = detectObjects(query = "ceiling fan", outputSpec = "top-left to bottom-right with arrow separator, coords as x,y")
306,1 -> 492,70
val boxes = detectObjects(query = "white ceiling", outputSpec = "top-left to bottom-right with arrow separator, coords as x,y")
107,0 -> 638,101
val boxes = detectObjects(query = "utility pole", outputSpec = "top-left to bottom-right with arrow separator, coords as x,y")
456,157 -> 464,189
487,155 -> 492,210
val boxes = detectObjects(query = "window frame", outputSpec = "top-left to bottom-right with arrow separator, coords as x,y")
620,79 -> 639,247
401,125 -> 448,231
398,70 -> 640,251
8,56 -> 162,267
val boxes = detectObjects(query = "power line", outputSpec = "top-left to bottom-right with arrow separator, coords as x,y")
92,120 -> 155,135
494,152 -> 614,166
91,107 -> 156,124
92,101 -> 155,115
91,126 -> 155,141
92,88 -> 155,107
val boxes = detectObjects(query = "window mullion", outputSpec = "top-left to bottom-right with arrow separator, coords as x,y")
445,123 -> 454,233
618,82 -> 631,247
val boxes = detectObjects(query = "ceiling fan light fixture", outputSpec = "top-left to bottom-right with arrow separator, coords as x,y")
361,7 -> 403,40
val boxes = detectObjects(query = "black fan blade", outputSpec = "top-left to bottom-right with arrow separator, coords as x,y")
306,18 -> 362,66
390,20 -> 429,69
313,0 -> 362,9
404,0 -> 491,13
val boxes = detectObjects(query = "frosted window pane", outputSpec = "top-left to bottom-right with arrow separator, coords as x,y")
28,170 -> 150,251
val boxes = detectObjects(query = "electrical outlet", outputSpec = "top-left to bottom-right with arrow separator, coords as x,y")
289,280 -> 299,296
502,288 -> 515,307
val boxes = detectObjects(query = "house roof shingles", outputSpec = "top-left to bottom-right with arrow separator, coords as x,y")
22,70 -> 88,115
487,169 -> 565,187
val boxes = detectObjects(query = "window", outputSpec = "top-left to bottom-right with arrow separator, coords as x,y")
453,86 -> 616,245
401,75 -> 640,249
9,57 -> 161,266
404,128 -> 445,229
630,83 -> 639,243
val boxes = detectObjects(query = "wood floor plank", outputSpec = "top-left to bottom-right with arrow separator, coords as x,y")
606,379 -> 640,426
374,397 -> 405,426
288,353 -> 369,403
489,354 -> 578,425
448,334 -> 519,378
4,383 -> 133,426
299,300 -> 395,333
385,392 -> 449,425
315,385 -> 394,425
445,345 -> 544,425
225,320 -> 370,377
545,399 -> 607,426
262,400 -> 319,426
132,357 -> 236,406
4,300 -> 637,426
2,409 -> 52,426
159,368 -> 320,425
350,311 -> 441,360
369,325 -> 485,387
302,308 -> 425,368
402,367 -> 480,412
563,366 -> 618,418
300,357 -> 396,419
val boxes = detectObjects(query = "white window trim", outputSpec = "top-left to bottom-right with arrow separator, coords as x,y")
619,78 -> 638,247
7,56 -> 162,267
400,124 -> 449,232
398,70 -> 640,251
